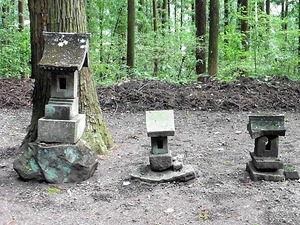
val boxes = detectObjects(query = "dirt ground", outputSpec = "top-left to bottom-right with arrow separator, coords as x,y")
1,77 -> 300,225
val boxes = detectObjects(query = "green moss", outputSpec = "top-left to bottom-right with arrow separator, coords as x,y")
81,131 -> 111,155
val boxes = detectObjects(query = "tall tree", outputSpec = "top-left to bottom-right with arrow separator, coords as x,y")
24,0 -> 113,154
127,0 -> 135,70
195,0 -> 206,77
208,0 -> 219,76
238,0 -> 249,51
18,0 -> 24,31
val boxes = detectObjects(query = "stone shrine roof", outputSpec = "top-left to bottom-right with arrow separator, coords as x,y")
38,32 -> 90,71
247,115 -> 286,139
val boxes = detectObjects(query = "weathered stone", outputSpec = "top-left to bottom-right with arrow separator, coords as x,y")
131,164 -> 197,183
13,141 -> 98,183
50,71 -> 78,99
146,110 -> 175,137
247,115 -> 286,139
38,114 -> 85,144
172,154 -> 184,171
38,32 -> 90,71
254,136 -> 279,157
284,164 -> 299,180
45,97 -> 78,120
151,136 -> 168,154
246,161 -> 285,182
149,152 -> 172,171
250,152 -> 283,170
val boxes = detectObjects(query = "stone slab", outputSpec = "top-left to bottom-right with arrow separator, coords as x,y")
38,114 -> 85,144
131,164 -> 197,183
146,110 -> 175,137
250,152 -> 283,170
149,151 -> 172,171
13,141 -> 98,183
45,97 -> 78,120
246,161 -> 285,182
248,115 -> 285,139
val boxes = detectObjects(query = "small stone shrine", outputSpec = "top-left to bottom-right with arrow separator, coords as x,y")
131,110 -> 197,182
13,32 -> 98,183
246,115 -> 299,181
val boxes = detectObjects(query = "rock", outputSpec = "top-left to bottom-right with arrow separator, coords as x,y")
13,140 -> 98,183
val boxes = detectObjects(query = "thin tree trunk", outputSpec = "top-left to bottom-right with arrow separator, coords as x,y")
127,0 -> 135,70
298,0 -> 300,69
238,0 -> 249,51
162,0 -> 167,30
195,0 -> 206,77
153,0 -> 158,76
208,0 -> 219,76
266,0 -> 270,15
224,0 -> 229,29
18,1 -> 24,31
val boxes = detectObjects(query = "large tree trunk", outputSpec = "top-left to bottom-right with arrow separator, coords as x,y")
24,0 -> 49,145
195,0 -> 206,77
24,0 -> 113,154
208,0 -> 219,76
127,0 -> 135,70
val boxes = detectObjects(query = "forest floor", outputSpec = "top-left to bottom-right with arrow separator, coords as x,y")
1,77 -> 300,225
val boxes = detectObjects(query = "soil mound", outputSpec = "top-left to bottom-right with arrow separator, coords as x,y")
1,76 -> 300,112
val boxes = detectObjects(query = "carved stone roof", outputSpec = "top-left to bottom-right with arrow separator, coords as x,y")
38,32 -> 90,71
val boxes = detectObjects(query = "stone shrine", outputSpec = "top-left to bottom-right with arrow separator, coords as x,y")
13,32 -> 98,183
246,115 -> 298,181
131,110 -> 197,182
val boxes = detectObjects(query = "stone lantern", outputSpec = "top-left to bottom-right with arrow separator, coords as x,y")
13,32 -> 98,183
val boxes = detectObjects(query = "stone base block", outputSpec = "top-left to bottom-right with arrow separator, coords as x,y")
13,141 -> 98,183
246,161 -> 284,182
250,152 -> 283,170
38,114 -> 85,144
284,164 -> 299,180
149,152 -> 172,171
131,164 -> 197,183
45,97 -> 78,120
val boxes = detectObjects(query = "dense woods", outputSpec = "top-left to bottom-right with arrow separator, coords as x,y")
0,0 -> 299,84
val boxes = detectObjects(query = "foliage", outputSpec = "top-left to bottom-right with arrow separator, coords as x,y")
0,1 -> 30,78
0,0 -> 299,84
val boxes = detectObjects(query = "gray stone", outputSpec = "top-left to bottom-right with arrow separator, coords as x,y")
172,154 -> 184,171
250,152 -> 283,170
38,32 -> 90,71
246,161 -> 285,182
146,110 -> 175,137
45,97 -> 78,120
50,71 -> 78,99
247,115 -> 286,139
254,136 -> 279,157
38,114 -> 85,144
151,136 -> 168,154
149,152 -> 172,171
13,141 -> 98,183
284,164 -> 299,180
131,164 -> 197,183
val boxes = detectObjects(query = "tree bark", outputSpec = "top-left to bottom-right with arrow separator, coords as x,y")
195,0 -> 206,77
127,0 -> 135,70
266,0 -> 270,15
18,1 -> 24,31
238,0 -> 249,51
24,0 -> 113,154
208,0 -> 219,76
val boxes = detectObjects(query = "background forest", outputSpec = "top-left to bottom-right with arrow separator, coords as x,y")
0,0 -> 299,85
